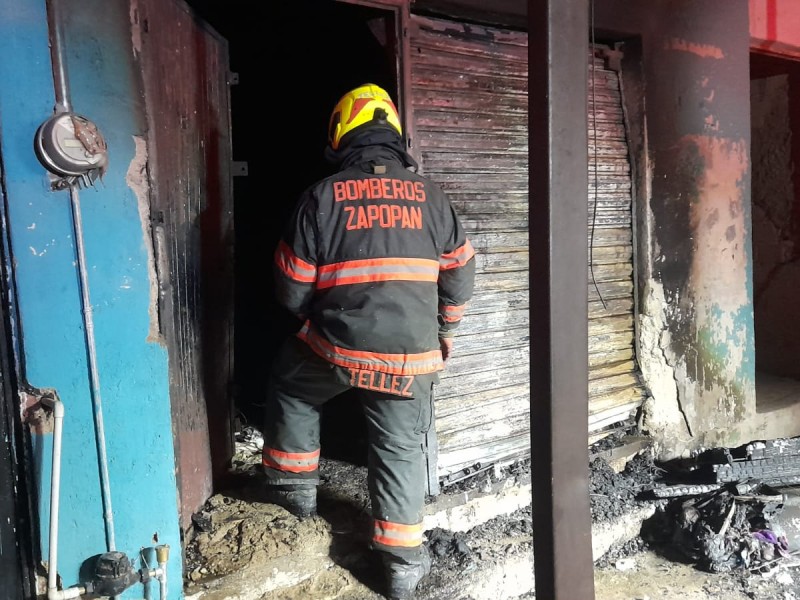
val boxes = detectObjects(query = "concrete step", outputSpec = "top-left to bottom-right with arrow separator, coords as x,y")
184,463 -> 655,600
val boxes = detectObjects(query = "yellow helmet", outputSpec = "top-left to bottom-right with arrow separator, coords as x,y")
328,83 -> 402,150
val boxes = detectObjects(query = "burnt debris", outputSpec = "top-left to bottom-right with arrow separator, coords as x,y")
642,436 -> 800,573
642,483 -> 791,573
652,437 -> 800,498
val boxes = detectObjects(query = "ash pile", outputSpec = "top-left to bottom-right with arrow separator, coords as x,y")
643,437 -> 800,573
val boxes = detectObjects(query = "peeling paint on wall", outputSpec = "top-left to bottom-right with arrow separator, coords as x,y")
685,134 -> 752,415
684,135 -> 748,310
125,135 -> 161,343
638,281 -> 695,457
666,38 -> 725,59
19,390 -> 54,435
644,125 -> 755,456
598,0 -> 757,458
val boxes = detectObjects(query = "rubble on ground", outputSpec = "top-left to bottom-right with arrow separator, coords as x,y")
645,484 -> 792,568
589,446 -> 659,524
652,437 -> 800,498
184,422 -> 800,599
633,436 -> 800,577
594,435 -> 800,600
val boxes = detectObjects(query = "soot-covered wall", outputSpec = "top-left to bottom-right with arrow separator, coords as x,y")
597,0 -> 755,458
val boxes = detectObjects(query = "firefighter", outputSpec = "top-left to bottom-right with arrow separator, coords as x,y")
261,83 -> 475,599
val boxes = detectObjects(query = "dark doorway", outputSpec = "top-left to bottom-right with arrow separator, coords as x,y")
750,52 -> 800,408
185,0 -> 399,462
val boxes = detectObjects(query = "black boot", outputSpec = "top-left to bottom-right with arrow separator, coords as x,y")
263,484 -> 317,518
383,547 -> 431,600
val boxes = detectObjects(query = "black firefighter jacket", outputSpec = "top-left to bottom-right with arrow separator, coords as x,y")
273,136 -> 475,394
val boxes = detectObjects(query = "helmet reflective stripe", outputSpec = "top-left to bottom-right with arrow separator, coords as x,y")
328,83 -> 402,150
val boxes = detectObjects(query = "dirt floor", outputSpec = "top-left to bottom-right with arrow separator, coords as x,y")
182,428 -> 800,600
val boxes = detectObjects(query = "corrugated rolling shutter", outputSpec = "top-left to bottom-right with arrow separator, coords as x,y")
408,15 -> 646,481
586,48 -> 647,435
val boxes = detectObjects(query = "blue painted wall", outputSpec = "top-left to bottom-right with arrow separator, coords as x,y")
0,1 -> 183,597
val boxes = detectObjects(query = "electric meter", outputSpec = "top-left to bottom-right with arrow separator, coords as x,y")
34,112 -> 108,178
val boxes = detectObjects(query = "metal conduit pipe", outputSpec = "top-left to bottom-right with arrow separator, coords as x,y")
68,184 -> 117,553
45,0 -> 71,113
45,0 -> 117,555
42,3 -> 168,599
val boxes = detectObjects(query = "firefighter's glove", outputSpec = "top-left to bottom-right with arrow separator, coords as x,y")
439,336 -> 454,363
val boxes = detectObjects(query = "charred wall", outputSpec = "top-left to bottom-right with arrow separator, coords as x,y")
596,0 -> 756,457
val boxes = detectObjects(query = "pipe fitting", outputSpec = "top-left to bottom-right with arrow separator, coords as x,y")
155,545 -> 169,600
47,585 -> 86,600
40,394 -> 64,418
140,544 -> 169,600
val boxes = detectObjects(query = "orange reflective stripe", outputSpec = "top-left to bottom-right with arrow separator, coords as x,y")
262,446 -> 320,473
297,322 -> 444,375
275,241 -> 316,283
322,273 -> 436,287
317,257 -> 439,290
373,519 -> 424,548
440,239 -> 475,270
439,303 -> 466,323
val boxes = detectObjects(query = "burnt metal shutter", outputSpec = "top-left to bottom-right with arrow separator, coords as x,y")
586,48 -> 645,436
408,15 -> 645,480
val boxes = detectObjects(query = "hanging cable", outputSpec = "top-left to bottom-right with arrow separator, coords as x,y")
589,0 -> 607,310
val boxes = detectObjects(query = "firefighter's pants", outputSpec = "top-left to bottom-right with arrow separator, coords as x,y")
262,336 -> 433,559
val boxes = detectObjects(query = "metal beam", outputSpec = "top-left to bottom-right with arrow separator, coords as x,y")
528,0 -> 595,598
